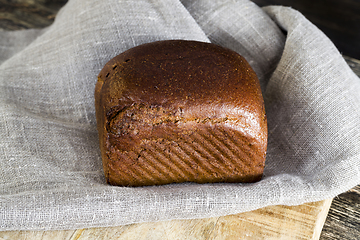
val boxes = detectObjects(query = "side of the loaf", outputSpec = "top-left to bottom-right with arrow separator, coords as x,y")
95,40 -> 267,187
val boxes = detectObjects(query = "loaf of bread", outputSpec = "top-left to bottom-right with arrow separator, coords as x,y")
95,40 -> 267,187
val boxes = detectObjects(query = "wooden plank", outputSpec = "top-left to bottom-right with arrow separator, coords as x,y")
344,56 -> 360,77
0,0 -> 67,30
0,199 -> 332,240
320,185 -> 360,240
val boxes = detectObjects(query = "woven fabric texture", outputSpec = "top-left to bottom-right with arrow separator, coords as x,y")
1,0 -> 359,231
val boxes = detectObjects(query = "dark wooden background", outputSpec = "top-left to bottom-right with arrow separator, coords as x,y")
0,0 -> 67,30
1,0 -> 359,239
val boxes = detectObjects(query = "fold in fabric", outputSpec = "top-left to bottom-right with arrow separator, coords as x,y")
0,0 -> 359,231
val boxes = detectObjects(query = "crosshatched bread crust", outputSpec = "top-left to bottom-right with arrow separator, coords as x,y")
95,40 -> 267,187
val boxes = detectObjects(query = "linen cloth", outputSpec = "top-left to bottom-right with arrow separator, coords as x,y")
1,0 -> 360,231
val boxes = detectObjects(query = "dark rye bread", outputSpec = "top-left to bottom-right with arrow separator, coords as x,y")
95,40 -> 267,187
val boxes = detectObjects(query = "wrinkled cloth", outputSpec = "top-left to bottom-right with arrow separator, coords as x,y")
1,0 -> 360,231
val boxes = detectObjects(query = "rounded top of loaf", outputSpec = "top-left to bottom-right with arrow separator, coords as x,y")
96,40 -> 266,140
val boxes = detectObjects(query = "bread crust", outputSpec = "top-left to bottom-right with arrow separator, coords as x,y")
95,40 -> 267,187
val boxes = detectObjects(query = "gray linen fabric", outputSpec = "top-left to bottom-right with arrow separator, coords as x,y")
1,0 -> 359,231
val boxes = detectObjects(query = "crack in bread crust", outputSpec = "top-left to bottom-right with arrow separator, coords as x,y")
106,103 -> 245,137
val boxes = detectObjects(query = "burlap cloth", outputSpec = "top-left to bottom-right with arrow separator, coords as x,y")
1,0 -> 360,231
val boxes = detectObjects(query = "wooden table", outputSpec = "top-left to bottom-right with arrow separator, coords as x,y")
1,1 -> 359,239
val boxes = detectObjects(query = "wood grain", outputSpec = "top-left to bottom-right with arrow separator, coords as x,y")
320,186 -> 360,240
344,55 -> 360,76
0,0 -> 67,30
0,199 -> 332,240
